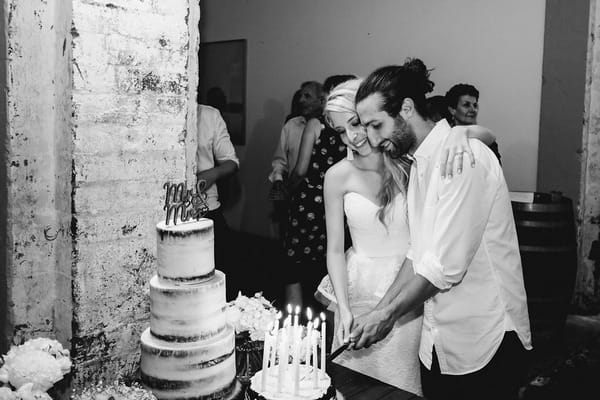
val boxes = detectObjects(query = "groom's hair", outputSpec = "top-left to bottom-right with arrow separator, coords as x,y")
356,58 -> 435,120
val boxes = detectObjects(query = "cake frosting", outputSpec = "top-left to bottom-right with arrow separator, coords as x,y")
149,271 -> 227,342
248,366 -> 335,400
141,218 -> 236,400
156,219 -> 214,282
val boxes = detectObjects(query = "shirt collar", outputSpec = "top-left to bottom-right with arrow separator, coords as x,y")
413,119 -> 451,161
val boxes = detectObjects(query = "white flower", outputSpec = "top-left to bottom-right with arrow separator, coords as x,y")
0,387 -> 18,400
227,292 -> 277,339
4,349 -> 64,392
15,383 -> 52,400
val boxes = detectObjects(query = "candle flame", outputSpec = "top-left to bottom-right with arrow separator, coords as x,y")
314,317 -> 320,326
306,307 -> 313,320
287,304 -> 292,313
295,305 -> 301,314
320,312 -> 326,321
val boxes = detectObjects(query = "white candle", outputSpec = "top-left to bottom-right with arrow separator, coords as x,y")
294,305 -> 301,327
292,324 -> 301,395
312,317 -> 320,388
277,333 -> 288,393
305,308 -> 313,365
269,313 -> 281,374
261,323 -> 272,390
320,312 -> 326,379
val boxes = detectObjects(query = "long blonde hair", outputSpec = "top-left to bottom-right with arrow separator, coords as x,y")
377,152 -> 410,226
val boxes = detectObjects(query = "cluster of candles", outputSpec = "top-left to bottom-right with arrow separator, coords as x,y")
260,304 -> 327,394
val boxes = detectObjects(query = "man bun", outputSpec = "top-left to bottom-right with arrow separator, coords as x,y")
402,58 -> 434,95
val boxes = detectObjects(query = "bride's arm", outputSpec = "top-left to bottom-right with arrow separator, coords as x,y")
375,257 -> 415,309
440,125 -> 496,178
323,164 -> 353,344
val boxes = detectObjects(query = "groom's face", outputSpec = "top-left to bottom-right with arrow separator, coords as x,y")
357,92 -> 416,159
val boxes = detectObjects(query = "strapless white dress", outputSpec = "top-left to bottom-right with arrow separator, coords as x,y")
317,192 -> 423,396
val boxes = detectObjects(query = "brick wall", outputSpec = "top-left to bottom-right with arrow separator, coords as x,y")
3,0 -> 73,349
1,0 -> 200,385
70,0 -> 199,384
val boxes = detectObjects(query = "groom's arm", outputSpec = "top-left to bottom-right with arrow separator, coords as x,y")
349,270 -> 438,349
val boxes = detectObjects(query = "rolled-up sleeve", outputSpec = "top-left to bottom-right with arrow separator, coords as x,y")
269,126 -> 288,182
213,112 -> 239,167
413,153 -> 496,290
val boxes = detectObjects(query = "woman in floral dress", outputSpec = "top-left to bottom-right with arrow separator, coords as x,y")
283,114 -> 347,310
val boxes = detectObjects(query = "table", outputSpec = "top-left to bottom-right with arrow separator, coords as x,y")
329,363 -> 423,400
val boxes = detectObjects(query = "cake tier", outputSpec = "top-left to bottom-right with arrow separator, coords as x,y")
248,366 -> 334,400
141,326 -> 236,399
156,218 -> 214,282
149,271 -> 227,342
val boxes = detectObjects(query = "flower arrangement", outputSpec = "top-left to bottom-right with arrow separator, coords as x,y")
71,381 -> 157,400
0,338 -> 71,400
225,292 -> 278,382
225,292 -> 278,341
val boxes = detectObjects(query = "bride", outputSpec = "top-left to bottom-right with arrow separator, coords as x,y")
316,78 -> 494,395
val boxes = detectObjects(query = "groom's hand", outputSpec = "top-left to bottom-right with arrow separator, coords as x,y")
348,309 -> 395,350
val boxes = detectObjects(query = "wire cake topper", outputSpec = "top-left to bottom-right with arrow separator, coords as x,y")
163,180 -> 209,225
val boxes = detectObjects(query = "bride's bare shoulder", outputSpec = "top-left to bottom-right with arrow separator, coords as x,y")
326,159 -> 354,179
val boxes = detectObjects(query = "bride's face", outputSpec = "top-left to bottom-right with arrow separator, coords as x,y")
327,111 -> 372,157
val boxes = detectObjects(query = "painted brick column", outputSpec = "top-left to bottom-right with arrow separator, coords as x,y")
70,0 -> 199,384
576,0 -> 600,311
2,0 -> 73,351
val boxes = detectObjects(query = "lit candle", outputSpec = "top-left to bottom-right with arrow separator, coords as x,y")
277,333 -> 288,393
294,305 -> 301,327
320,312 -> 326,379
305,308 -> 313,365
312,317 -> 320,388
261,322 -> 272,390
286,304 -> 293,340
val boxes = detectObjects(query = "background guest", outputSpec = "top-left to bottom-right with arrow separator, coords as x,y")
426,95 -> 452,123
196,104 -> 239,299
285,88 -> 302,123
268,81 -> 325,241
283,75 -> 355,311
446,83 -> 502,163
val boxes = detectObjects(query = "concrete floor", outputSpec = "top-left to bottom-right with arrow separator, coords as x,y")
520,314 -> 600,399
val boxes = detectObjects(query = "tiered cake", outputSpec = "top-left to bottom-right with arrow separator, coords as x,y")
141,219 -> 237,399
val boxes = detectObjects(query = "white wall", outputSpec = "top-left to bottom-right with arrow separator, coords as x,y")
200,0 -> 546,237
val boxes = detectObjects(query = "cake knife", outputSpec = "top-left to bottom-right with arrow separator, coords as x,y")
325,342 -> 349,364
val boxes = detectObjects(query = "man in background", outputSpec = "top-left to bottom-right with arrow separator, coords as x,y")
197,103 -> 239,299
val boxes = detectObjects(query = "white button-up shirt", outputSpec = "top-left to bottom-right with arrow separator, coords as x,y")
268,116 -> 306,182
407,119 -> 532,375
197,105 -> 240,211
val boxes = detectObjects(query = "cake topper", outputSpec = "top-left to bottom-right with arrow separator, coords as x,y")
163,180 -> 209,225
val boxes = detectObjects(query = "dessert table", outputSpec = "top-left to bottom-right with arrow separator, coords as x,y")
329,363 -> 424,400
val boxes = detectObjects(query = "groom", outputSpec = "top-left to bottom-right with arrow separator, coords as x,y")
348,60 -> 532,400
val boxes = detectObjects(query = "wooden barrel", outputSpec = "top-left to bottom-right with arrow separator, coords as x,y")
511,194 -> 577,345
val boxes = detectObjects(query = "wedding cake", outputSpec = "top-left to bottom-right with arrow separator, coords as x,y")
140,218 -> 238,399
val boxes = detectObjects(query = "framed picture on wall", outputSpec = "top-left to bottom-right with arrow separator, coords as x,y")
198,39 -> 247,145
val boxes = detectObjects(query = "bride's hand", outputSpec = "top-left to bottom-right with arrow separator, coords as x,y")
338,307 -> 354,346
440,125 -> 476,179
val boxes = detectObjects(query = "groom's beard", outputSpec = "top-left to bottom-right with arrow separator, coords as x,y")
382,116 -> 416,159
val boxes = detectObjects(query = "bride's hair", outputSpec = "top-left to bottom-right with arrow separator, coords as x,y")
324,78 -> 363,124
378,153 -> 410,227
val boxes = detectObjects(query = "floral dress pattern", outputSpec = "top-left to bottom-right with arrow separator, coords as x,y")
284,121 -> 346,279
